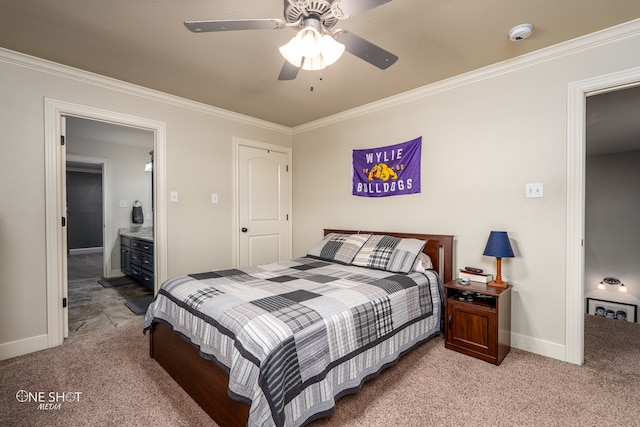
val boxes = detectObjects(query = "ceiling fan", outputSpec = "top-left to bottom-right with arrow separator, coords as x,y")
184,0 -> 398,80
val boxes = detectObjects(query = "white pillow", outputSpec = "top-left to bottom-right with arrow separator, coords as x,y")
412,252 -> 433,272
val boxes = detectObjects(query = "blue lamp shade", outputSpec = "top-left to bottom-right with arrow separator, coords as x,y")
483,231 -> 514,258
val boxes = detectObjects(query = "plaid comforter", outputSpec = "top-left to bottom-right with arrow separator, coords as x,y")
144,257 -> 442,427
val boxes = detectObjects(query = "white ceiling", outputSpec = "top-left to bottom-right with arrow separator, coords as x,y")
2,0 -> 640,129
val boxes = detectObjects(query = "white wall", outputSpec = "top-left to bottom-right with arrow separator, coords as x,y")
0,49 -> 292,358
291,26 -> 640,360
585,151 -> 640,308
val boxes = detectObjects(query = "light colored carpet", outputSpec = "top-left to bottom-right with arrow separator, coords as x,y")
0,318 -> 216,427
0,315 -> 638,426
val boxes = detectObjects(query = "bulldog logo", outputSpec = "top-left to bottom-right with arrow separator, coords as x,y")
368,163 -> 398,181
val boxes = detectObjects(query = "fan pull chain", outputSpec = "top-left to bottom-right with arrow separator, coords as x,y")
310,75 -> 323,92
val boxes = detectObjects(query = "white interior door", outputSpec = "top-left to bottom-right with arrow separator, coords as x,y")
238,144 -> 290,267
60,116 -> 69,338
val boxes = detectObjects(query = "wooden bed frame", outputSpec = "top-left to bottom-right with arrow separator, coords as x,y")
149,230 -> 453,427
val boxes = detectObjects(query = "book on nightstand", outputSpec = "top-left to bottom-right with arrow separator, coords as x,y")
459,270 -> 494,283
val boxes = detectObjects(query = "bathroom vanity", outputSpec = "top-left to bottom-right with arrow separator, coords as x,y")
120,227 -> 154,290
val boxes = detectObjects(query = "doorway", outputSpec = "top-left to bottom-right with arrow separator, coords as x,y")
66,158 -> 106,274
44,98 -> 168,348
566,67 -> 640,365
67,165 -> 103,253
63,116 -> 155,336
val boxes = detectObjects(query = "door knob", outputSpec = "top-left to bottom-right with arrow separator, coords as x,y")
241,227 -> 248,233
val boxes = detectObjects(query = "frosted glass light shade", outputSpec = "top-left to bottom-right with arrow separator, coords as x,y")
280,35 -> 344,70
279,37 -> 303,67
296,26 -> 322,58
320,35 -> 344,66
301,55 -> 325,71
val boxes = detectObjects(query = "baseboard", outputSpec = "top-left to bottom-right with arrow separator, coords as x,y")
0,333 -> 49,361
511,332 -> 567,362
69,247 -> 103,255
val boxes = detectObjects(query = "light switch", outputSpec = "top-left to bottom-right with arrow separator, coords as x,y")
119,200 -> 128,208
525,183 -> 544,198
211,193 -> 218,204
170,191 -> 178,203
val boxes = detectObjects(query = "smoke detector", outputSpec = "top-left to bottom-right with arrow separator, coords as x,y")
508,23 -> 533,42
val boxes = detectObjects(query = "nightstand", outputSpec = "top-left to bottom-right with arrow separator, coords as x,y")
444,279 -> 512,365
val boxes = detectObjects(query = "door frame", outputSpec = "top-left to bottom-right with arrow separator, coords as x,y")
44,98 -> 167,347
566,66 -> 640,364
66,154 -> 110,277
232,137 -> 292,267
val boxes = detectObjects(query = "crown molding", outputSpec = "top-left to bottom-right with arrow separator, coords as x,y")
0,47 -> 292,136
3,17 -> 639,136
293,18 -> 640,134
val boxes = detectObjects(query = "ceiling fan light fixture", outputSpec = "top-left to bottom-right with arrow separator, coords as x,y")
280,17 -> 344,70
186,0 -> 399,81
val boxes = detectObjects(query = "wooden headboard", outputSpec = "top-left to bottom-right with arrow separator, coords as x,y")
323,229 -> 454,283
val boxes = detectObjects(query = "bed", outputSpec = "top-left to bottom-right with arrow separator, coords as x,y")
144,229 -> 453,427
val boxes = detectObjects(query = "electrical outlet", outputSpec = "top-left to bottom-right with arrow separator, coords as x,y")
525,183 -> 544,198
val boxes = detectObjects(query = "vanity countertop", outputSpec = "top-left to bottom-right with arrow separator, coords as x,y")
119,227 -> 153,242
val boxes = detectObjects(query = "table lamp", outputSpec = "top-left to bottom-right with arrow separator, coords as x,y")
483,231 -> 514,288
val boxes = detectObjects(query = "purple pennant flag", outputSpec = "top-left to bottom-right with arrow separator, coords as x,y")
352,137 -> 422,197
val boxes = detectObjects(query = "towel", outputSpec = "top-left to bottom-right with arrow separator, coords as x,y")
132,200 -> 144,224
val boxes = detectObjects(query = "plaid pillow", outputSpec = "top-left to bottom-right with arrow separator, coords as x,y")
352,235 -> 427,274
307,233 -> 372,264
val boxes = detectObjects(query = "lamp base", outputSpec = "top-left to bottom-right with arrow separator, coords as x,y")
488,280 -> 508,289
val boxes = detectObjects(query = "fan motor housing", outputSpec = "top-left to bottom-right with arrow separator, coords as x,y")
284,0 -> 338,29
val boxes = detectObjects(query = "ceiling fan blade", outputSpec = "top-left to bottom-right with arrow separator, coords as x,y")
278,61 -> 300,81
332,0 -> 393,18
184,19 -> 285,33
336,31 -> 398,70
